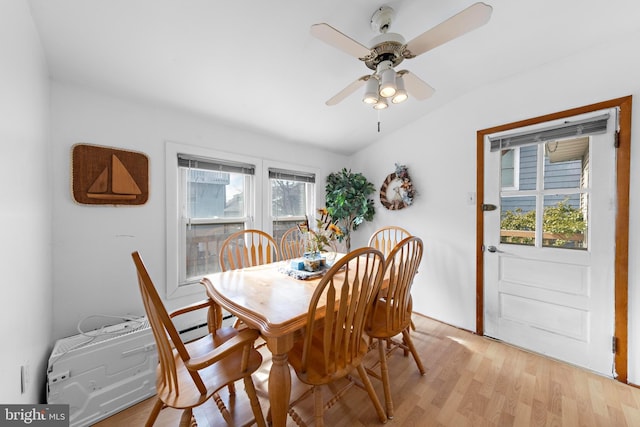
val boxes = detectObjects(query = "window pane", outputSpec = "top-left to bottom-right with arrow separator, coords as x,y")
518,145 -> 537,191
500,196 -> 536,246
542,195 -> 588,249
185,169 -> 247,219
185,223 -> 244,280
544,138 -> 588,190
501,149 -> 515,188
272,219 -> 303,244
271,178 -> 307,217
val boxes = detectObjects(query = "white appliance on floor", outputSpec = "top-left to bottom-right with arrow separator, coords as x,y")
46,317 -> 157,427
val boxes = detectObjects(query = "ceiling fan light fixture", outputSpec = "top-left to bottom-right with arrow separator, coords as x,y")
373,97 -> 388,110
391,75 -> 408,104
379,68 -> 396,98
362,77 -> 379,104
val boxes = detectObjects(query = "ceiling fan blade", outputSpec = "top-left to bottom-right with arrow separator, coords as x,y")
403,2 -> 493,58
399,70 -> 435,100
326,75 -> 370,106
310,23 -> 371,59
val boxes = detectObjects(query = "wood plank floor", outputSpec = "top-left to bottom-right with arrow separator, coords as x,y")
94,315 -> 640,426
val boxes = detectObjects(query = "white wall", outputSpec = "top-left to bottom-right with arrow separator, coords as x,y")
0,1 -> 52,403
50,82 -> 348,340
351,30 -> 640,384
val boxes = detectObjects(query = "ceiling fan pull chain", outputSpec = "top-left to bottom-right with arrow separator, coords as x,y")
377,110 -> 381,132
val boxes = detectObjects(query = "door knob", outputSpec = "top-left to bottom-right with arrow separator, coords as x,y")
487,245 -> 498,253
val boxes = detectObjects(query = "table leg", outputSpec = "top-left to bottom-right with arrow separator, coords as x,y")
268,352 -> 291,427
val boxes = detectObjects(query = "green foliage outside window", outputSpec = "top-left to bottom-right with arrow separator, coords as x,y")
501,199 -> 586,247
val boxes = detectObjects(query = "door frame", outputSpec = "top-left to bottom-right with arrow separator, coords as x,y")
475,96 -> 632,384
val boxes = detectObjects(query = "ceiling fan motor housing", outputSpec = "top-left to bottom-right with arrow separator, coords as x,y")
365,32 -> 406,70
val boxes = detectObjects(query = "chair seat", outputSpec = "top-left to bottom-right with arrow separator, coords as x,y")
287,329 -> 369,385
158,326 -> 263,409
366,299 -> 412,340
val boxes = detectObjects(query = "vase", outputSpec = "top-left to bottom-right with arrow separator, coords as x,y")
321,240 -> 338,267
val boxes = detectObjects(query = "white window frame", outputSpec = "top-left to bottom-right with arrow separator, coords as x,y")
166,141 -> 263,299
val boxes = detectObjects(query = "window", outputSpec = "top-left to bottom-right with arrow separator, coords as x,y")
166,142 -> 317,298
499,139 -> 589,249
178,154 -> 255,285
490,112 -> 610,250
166,142 -> 261,298
269,167 -> 316,244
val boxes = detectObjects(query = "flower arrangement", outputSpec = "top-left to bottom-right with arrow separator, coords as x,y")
297,208 -> 343,254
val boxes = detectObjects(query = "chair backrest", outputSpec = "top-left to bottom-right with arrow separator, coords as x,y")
280,226 -> 306,259
368,226 -> 412,257
131,251 -> 207,395
372,236 -> 423,334
219,229 -> 280,272
300,247 -> 385,375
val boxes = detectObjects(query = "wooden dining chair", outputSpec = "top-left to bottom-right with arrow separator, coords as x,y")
367,225 -> 412,257
365,236 -> 425,419
219,229 -> 280,330
286,247 -> 388,427
131,251 -> 267,427
219,229 -> 280,272
279,226 -> 306,259
368,225 -> 417,331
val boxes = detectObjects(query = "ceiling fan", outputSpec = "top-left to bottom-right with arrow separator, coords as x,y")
310,2 -> 493,109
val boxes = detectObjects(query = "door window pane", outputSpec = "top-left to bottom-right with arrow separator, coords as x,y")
501,149 -> 515,189
542,195 -> 588,249
500,196 -> 536,246
518,145 -> 538,191
544,138 -> 588,190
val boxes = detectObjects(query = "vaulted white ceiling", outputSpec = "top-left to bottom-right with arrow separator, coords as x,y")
28,0 -> 640,154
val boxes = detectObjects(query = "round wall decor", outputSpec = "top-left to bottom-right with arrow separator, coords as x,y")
379,164 -> 415,210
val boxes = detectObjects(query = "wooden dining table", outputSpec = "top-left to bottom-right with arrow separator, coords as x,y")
200,260 -> 337,427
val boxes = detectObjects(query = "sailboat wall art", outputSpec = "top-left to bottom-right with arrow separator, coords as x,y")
72,143 -> 149,205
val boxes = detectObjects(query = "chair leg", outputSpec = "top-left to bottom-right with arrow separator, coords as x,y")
356,364 -> 388,424
244,375 -> 267,427
401,328 -> 426,375
377,338 -> 394,419
145,397 -> 164,427
213,392 -> 234,425
178,408 -> 195,427
313,386 -> 324,427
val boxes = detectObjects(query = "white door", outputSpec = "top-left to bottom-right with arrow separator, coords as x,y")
483,110 -> 617,376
